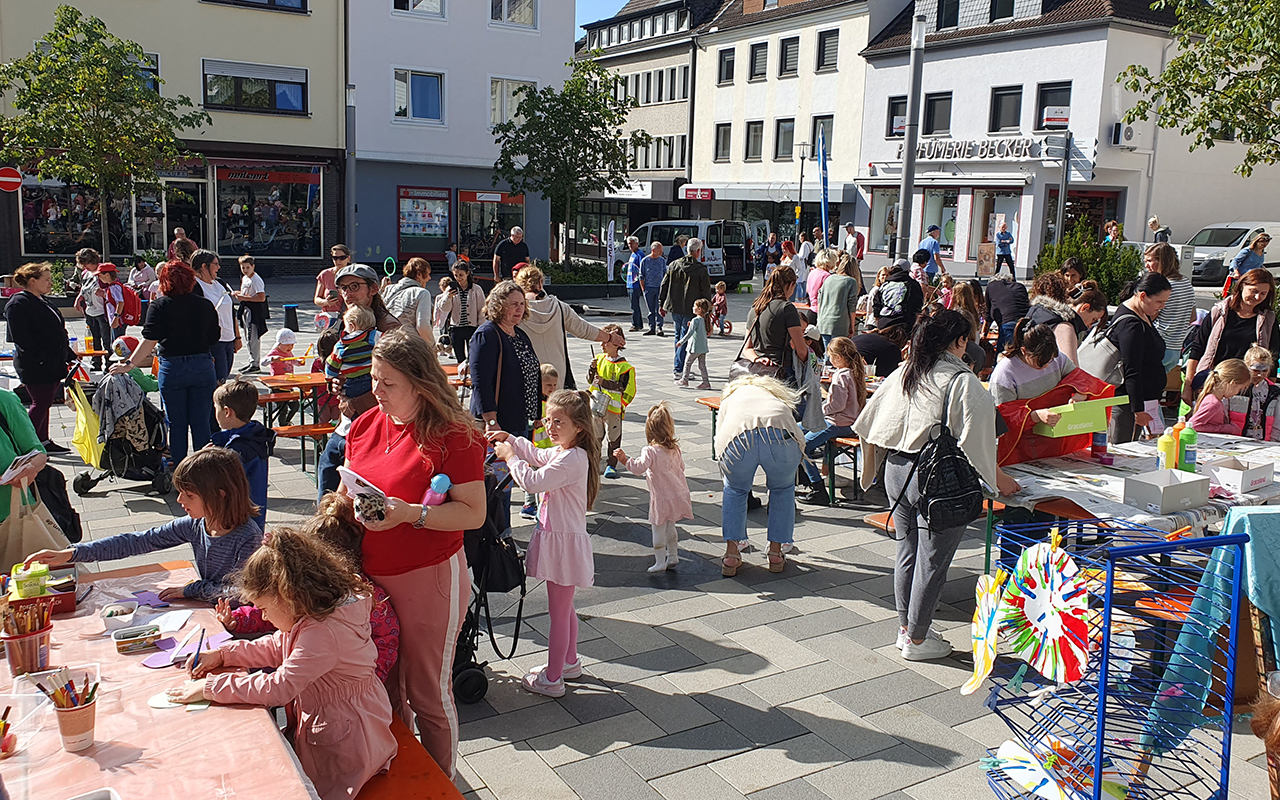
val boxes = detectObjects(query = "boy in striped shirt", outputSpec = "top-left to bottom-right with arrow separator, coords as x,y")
326,305 -> 380,399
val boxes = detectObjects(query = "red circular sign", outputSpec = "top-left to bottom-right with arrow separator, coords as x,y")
0,167 -> 21,193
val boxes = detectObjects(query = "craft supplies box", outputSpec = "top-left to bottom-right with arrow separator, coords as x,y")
1031,395 -> 1128,438
100,600 -> 138,631
1202,456 -> 1275,494
8,567 -> 78,615
1123,469 -> 1211,515
112,624 -> 161,654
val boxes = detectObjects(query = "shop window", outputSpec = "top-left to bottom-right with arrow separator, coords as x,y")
869,188 -> 900,252
208,0 -> 306,11
398,187 -> 450,256
990,0 -> 1013,21
989,86 -> 1022,133
394,0 -> 442,15
204,60 -> 308,115
394,69 -> 442,122
924,92 -> 951,135
491,78 -> 535,126
922,188 -> 958,255
459,190 -> 524,261
714,124 -> 732,162
749,43 -> 767,81
1036,81 -> 1071,130
134,189 -> 164,252
215,164 -> 322,258
779,37 -> 799,77
491,0 -> 536,28
718,49 -> 735,84
744,121 -> 764,161
775,118 -> 794,160
20,180 -> 132,257
810,115 -> 833,158
887,96 -> 907,137
937,0 -> 959,29
816,30 -> 839,72
969,189 -> 1021,261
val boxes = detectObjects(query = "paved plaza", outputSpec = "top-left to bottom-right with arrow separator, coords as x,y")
16,279 -> 1267,800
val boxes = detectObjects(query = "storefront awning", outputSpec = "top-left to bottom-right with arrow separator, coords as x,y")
856,173 -> 1034,188
678,183 -> 861,204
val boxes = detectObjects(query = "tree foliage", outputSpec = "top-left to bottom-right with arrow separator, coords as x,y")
1036,218 -> 1143,302
0,5 -> 210,257
492,54 -> 652,241
1118,0 -> 1280,177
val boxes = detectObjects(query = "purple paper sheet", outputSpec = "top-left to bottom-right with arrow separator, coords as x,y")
132,591 -> 170,608
141,630 -> 232,669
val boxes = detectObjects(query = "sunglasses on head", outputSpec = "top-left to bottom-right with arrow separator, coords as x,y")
1249,363 -> 1270,372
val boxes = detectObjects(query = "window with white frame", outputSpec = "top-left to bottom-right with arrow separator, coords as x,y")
748,43 -> 767,81
394,69 -> 443,122
656,70 -> 664,102
779,37 -> 799,77
680,65 -> 689,99
643,17 -> 651,36
816,30 -> 839,71
775,118 -> 794,160
643,72 -> 652,104
394,0 -> 442,15
677,134 -> 687,168
491,78 -> 534,126
491,0 -> 535,27
718,49 -> 734,84
714,124 -> 732,162
666,67 -> 677,101
744,121 -> 764,161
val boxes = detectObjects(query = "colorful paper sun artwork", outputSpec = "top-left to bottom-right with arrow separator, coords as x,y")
996,740 -> 1070,800
961,572 -> 1006,695
999,542 -> 1091,683
1037,738 -> 1131,800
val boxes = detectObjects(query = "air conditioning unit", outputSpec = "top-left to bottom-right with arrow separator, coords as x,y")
1110,122 -> 1142,148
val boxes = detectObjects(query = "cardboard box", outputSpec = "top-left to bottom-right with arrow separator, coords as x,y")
1203,456 -> 1275,494
1032,395 -> 1129,438
1123,469 -> 1211,515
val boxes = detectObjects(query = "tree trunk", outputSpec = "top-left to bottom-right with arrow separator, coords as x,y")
97,184 -> 111,261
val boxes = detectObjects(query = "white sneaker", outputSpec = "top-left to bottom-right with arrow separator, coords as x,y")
896,626 -> 944,650
528,661 -> 583,680
902,636 -> 953,661
521,667 -> 566,697
648,559 -> 668,573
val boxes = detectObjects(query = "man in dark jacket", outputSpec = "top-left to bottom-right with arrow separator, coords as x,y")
872,258 -> 925,331
986,271 -> 1030,351
659,238 -> 714,378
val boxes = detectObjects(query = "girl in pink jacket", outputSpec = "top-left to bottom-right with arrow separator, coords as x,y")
615,403 -> 693,573
1188,358 -> 1251,435
168,529 -> 396,800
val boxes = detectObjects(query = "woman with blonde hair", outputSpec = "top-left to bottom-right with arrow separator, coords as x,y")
382,256 -> 435,345
1145,242 -> 1196,372
515,265 -> 623,390
1230,230 -> 1270,278
342,328 -> 487,778
469,281 -> 541,439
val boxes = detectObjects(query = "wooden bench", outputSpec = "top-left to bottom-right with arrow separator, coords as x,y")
356,716 -> 463,800
273,422 -> 336,477
259,390 -> 301,427
823,436 -> 861,505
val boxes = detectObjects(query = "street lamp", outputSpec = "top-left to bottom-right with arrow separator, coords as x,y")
894,14 -> 927,260
794,140 -> 810,243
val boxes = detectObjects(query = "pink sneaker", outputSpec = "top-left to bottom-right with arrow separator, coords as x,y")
521,667 -> 565,697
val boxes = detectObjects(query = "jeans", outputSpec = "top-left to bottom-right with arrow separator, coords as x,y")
210,340 -> 235,384
720,427 -> 802,545
997,321 -> 1019,352
672,313 -> 691,374
317,431 -> 346,505
450,325 -> 476,364
801,423 -> 854,483
24,383 -> 60,442
159,353 -> 217,464
644,287 -> 663,332
85,315 -> 112,370
629,285 -> 644,329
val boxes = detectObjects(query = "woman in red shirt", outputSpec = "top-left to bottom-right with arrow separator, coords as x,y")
343,329 -> 487,779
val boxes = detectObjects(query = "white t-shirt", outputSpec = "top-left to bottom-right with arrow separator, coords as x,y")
240,273 -> 265,298
198,278 -> 236,343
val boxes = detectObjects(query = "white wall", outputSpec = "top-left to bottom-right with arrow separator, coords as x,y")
350,1 -> 573,166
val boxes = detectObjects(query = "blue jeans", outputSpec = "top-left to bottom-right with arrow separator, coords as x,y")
629,284 -> 644,329
801,423 -> 854,483
317,431 -> 346,506
644,287 -> 663,332
210,340 -> 234,383
672,313 -> 691,374
997,321 -> 1018,352
159,354 -> 216,464
720,427 -> 802,544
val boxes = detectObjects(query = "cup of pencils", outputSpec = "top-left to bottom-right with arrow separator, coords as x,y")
2,600 -> 53,677
42,668 -> 98,752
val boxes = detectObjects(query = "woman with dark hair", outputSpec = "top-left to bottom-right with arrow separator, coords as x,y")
439,262 -> 485,363
1107,272 -> 1172,442
110,259 -> 220,462
1183,268 -> 1279,403
381,256 -> 435,344
1025,271 -> 1100,364
4,262 -> 74,449
740,266 -> 809,383
1059,258 -> 1085,295
855,310 -> 1017,661
1229,230 -> 1270,278
990,321 -> 1075,407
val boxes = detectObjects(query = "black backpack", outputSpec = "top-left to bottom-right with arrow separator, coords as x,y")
888,372 -> 985,534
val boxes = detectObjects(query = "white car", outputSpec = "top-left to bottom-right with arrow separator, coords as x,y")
1186,221 -> 1280,286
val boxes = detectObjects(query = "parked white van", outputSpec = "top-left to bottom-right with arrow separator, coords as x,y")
629,220 -> 769,290
1186,221 -> 1280,286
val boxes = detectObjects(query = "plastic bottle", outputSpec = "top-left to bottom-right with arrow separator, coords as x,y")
1171,415 -> 1187,468
1157,427 -> 1177,470
1179,425 -> 1198,473
422,474 -> 452,506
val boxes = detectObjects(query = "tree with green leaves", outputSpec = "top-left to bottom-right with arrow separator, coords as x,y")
492,54 -> 651,261
1036,218 -> 1142,302
1119,0 -> 1280,177
0,5 -> 210,259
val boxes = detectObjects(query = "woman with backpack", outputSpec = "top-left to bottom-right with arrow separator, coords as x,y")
855,310 -> 1019,662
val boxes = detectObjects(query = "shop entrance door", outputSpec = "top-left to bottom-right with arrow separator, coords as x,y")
165,181 -> 208,252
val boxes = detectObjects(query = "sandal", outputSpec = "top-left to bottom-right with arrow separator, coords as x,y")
767,551 -> 786,573
721,554 -> 742,577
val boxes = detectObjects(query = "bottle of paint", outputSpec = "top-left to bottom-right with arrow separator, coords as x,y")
1157,428 -> 1177,470
1179,425 -> 1198,473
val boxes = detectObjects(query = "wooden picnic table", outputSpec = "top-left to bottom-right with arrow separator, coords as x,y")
259,373 -> 327,426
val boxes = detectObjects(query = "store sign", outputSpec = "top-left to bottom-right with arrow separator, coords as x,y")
215,166 -> 320,184
609,181 -> 652,200
398,186 -> 450,255
458,190 -> 523,205
896,138 -> 1039,161
682,187 -> 714,200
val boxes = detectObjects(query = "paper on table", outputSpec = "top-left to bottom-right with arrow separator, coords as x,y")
132,591 -> 170,608
141,630 -> 231,669
337,465 -> 386,499
147,610 -> 192,633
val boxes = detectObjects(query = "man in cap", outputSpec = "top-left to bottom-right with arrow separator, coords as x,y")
917,224 -> 946,279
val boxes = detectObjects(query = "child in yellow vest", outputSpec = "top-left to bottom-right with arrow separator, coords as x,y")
587,324 -> 636,479
523,364 -> 560,520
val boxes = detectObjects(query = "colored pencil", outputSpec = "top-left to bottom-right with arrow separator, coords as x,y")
192,627 -> 206,671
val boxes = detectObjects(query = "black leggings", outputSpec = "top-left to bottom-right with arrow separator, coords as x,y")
450,325 -> 477,364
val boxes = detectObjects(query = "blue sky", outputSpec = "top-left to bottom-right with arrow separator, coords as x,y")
577,0 -> 626,37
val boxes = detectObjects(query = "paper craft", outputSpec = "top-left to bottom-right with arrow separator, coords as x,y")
961,572 -> 1005,695
148,692 -> 182,709
0,452 -> 42,484
996,740 -> 1070,800
147,609 -> 192,633
1000,542 -> 1090,683
1038,737 -> 1130,799
141,630 -> 230,669
132,591 -> 170,608
185,701 -> 210,713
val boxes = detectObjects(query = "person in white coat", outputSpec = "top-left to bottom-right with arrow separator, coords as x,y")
514,266 -> 624,390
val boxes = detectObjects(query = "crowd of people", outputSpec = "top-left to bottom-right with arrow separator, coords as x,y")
6,218 -> 1280,798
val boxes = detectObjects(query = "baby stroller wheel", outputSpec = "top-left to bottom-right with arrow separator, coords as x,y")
73,472 -> 95,496
151,471 -> 173,495
453,666 -> 488,704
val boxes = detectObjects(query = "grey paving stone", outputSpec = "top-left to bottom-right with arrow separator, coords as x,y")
779,695 -> 902,761
587,614 -> 677,655
658,617 -> 752,664
838,618 -> 903,651
799,632 -> 904,683
766,607 -> 871,641
699,600 -> 802,634
802,743 -> 948,800
907,686 -> 991,728
459,701 -> 579,756
749,778 -> 838,800
708,733 -> 846,794
863,705 -> 988,769
555,677 -> 638,724
557,752 -> 664,800
694,684 -> 810,747
899,761 -> 994,800
616,722 -> 755,781
826,670 -> 948,719
650,765 -> 750,800
464,742 -> 580,800
741,661 -> 860,707
530,710 -> 666,768
614,675 -> 721,735
590,644 -> 705,685
457,698 -> 499,725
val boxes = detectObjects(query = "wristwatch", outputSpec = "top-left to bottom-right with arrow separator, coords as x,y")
412,504 -> 429,529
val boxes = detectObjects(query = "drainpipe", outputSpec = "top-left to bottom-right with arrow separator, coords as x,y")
686,34 -> 698,202
343,0 -> 357,251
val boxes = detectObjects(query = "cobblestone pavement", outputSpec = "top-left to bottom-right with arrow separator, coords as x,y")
14,278 -> 1265,800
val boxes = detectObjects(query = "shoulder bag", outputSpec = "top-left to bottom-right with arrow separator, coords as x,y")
0,484 -> 71,570
1077,319 -> 1124,386
0,410 -> 81,544
729,307 -> 786,382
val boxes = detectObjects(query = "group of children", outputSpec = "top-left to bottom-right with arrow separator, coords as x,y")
1185,345 -> 1280,440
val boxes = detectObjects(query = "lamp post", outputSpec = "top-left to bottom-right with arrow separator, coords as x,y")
794,140 -> 810,243
894,14 -> 927,260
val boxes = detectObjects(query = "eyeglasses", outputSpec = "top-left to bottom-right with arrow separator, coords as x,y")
336,282 -> 364,293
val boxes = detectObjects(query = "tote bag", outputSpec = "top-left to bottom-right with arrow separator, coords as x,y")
0,484 -> 71,571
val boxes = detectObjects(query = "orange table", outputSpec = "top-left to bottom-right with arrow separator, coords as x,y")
0,562 -> 313,800
260,373 -> 327,425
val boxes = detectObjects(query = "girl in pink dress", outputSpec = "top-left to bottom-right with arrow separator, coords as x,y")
615,403 -> 693,572
490,389 -> 599,699
167,529 -> 396,800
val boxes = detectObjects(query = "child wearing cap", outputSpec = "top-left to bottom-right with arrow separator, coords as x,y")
110,336 -> 159,393
263,329 -> 300,426
72,248 -> 120,371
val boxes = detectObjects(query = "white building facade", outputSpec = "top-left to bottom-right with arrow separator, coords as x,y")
857,0 -> 1280,276
348,0 -> 573,266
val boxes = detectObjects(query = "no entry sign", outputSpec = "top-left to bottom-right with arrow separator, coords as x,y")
0,168 -> 21,193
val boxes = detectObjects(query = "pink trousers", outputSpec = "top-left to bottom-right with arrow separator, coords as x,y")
371,548 -> 469,778
545,581 -> 579,682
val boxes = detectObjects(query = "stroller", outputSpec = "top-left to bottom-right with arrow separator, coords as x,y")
67,371 -> 172,497
453,460 -> 527,705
